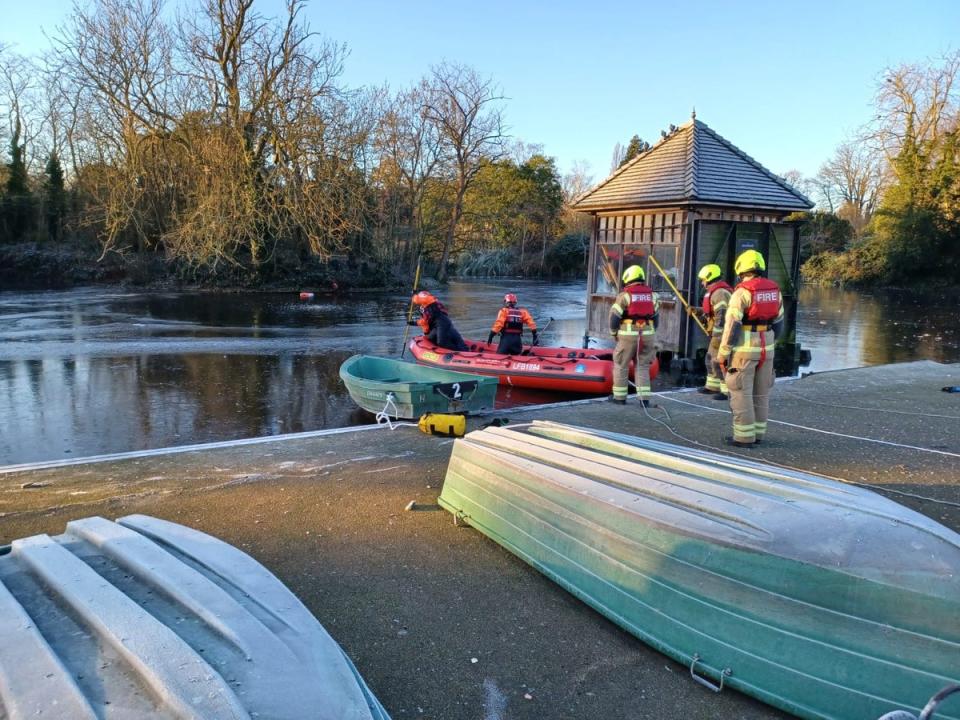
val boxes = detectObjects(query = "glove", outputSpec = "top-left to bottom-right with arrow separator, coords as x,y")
531,330 -> 539,344
718,357 -> 728,375
487,332 -> 495,344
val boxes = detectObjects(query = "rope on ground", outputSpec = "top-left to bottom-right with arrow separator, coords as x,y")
628,388 -> 960,510
656,393 -> 960,460
778,387 -> 960,420
374,393 -> 417,430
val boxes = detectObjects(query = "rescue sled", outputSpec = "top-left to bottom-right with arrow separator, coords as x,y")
439,421 -> 960,720
407,335 -> 658,394
339,354 -> 498,418
0,514 -> 390,719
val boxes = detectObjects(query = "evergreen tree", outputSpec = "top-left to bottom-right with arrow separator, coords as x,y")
1,123 -> 35,243
43,152 -> 67,242
619,135 -> 645,167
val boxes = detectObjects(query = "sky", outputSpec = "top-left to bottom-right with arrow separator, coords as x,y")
3,0 -> 958,185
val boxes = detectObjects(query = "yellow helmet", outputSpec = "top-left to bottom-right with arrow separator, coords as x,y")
734,249 -> 766,276
622,264 -> 645,284
697,264 -> 722,283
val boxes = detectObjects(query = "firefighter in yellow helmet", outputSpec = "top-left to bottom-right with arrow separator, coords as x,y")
717,250 -> 784,447
696,264 -> 733,400
609,264 -> 659,406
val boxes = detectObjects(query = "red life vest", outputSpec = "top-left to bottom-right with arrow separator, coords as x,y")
738,277 -> 781,324
701,280 -> 733,316
503,308 -> 524,334
623,282 -> 655,319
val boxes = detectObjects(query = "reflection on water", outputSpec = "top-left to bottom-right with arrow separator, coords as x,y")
1,283 -> 958,464
797,286 -> 960,373
0,282 -> 589,464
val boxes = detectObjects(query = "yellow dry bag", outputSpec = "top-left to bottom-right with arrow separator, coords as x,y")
418,413 -> 466,438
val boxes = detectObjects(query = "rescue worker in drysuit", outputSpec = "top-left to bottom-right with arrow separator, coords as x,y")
695,264 -> 733,400
717,250 -> 784,447
609,265 -> 659,407
409,291 -> 469,351
487,293 -> 538,355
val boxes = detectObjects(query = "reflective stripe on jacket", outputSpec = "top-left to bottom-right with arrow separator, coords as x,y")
718,280 -> 784,360
610,285 -> 660,337
702,281 -> 732,335
492,307 -> 536,334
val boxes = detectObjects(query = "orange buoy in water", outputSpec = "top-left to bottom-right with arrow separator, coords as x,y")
299,292 -> 314,300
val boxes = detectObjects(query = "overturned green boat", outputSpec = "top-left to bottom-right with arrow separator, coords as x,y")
339,354 -> 498,419
0,515 -> 389,719
438,420 -> 960,720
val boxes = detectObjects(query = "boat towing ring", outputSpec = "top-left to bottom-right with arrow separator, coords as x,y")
689,653 -> 732,693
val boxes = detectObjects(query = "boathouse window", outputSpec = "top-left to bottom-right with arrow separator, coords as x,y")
593,212 -> 683,297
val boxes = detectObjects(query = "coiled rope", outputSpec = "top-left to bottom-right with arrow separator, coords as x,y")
374,393 -> 416,430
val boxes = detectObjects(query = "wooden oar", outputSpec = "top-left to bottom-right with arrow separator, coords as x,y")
399,256 -> 422,358
646,254 -> 710,337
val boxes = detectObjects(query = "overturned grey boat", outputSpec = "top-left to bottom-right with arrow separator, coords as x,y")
0,514 -> 390,720
439,420 -> 960,720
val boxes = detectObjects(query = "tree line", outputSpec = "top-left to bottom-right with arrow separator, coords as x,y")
784,51 -> 960,287
0,0 -> 593,287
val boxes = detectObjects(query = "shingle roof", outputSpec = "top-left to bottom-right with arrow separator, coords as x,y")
572,118 -> 814,212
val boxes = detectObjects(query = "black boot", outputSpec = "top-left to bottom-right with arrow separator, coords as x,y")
712,393 -> 729,401
639,399 -> 656,408
608,396 -> 626,405
697,387 -> 716,395
724,436 -> 754,448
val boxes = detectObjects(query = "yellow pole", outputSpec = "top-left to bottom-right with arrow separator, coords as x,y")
399,257 -> 422,358
646,254 -> 710,337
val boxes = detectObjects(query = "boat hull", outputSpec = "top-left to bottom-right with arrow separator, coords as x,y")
339,354 -> 498,418
0,515 -> 390,720
438,421 -> 960,720
408,336 -> 657,393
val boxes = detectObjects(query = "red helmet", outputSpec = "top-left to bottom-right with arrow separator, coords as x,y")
503,293 -> 518,305
412,291 -> 436,306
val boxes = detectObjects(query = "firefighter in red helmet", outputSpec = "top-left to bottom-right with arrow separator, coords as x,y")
488,293 -> 538,355
409,291 -> 469,351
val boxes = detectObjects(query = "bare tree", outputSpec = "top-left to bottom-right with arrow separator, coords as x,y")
0,46 -> 44,174
871,51 -> 960,178
814,142 -> 886,228
610,141 -> 624,173
423,62 -> 506,281
373,80 -> 444,265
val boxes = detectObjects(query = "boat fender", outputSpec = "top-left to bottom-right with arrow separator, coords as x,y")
418,413 -> 466,438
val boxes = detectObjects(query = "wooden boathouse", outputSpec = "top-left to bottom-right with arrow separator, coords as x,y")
571,114 -> 814,374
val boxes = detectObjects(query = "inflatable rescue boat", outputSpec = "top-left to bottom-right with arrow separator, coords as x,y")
408,336 -> 658,394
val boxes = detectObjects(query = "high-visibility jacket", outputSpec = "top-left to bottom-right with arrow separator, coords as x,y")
610,283 -> 659,337
491,307 -> 537,335
701,280 -> 732,336
417,301 -> 450,334
718,276 -> 784,361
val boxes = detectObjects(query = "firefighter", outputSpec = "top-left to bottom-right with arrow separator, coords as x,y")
409,291 -> 469,351
717,250 -> 784,447
487,293 -> 538,355
609,264 -> 659,406
696,263 -> 733,400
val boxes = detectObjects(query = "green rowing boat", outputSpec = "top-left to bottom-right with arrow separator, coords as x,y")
339,354 -> 498,419
439,420 -> 960,720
